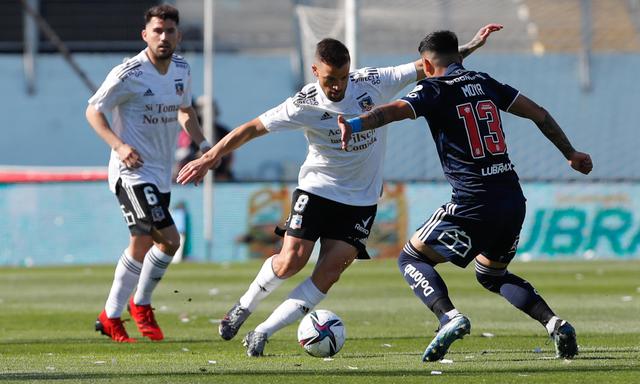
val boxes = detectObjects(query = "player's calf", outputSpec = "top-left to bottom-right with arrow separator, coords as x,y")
398,243 -> 457,326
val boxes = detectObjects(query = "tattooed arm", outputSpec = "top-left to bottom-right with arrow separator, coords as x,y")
508,94 -> 593,175
338,100 -> 414,149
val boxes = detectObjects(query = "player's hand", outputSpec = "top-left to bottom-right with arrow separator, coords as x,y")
337,114 -> 351,150
568,151 -> 593,175
116,143 -> 144,168
472,23 -> 504,48
177,157 -> 218,186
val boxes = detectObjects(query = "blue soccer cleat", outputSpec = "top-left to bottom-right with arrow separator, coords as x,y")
550,319 -> 578,359
422,314 -> 471,362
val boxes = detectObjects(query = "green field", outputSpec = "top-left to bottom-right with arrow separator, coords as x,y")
1,259 -> 638,383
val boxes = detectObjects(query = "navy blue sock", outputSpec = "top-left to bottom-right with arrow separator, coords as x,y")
475,262 -> 555,325
398,243 -> 454,326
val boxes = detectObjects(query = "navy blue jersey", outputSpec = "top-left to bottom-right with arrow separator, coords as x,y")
401,63 -> 521,201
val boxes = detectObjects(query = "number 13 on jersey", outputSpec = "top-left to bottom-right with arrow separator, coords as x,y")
457,100 -> 506,159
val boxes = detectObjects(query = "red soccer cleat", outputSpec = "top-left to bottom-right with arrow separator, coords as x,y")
127,297 -> 164,341
95,310 -> 137,343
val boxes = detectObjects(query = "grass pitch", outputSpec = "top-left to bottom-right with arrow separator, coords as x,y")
1,259 -> 639,383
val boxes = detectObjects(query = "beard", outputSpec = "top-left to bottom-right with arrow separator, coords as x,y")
153,45 -> 174,60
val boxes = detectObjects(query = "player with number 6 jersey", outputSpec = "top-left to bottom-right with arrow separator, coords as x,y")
86,4 -> 209,343
178,26 -> 504,357
338,30 -> 592,362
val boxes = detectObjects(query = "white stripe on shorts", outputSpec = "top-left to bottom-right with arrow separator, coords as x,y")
125,183 -> 146,219
417,203 -> 456,242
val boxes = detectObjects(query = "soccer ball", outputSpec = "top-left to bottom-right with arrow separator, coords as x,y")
297,309 -> 346,357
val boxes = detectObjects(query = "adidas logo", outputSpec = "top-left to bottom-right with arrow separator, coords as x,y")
321,112 -> 332,120
143,88 -> 154,96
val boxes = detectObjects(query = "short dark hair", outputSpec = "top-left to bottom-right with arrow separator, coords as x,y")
315,38 -> 350,68
418,30 -> 459,55
145,4 -> 180,25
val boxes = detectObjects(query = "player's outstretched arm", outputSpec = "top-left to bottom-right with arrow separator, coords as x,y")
459,23 -> 503,58
414,24 -> 503,80
178,106 -> 211,152
85,104 -> 143,168
338,100 -> 414,150
508,94 -> 593,175
176,117 -> 268,185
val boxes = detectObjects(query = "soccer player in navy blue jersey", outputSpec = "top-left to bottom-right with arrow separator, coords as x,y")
338,30 -> 592,362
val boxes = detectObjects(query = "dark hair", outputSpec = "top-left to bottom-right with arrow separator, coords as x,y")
315,38 -> 350,68
145,4 -> 180,25
418,30 -> 459,55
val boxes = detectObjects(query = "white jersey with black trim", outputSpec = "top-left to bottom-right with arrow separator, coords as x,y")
88,49 -> 192,193
259,63 -> 417,206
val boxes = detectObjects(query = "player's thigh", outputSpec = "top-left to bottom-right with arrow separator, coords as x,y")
482,197 -> 526,265
323,199 -> 377,260
413,202 -> 481,268
311,238 -> 359,292
115,179 -> 175,237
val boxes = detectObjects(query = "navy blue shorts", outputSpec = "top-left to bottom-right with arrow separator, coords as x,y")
415,195 -> 526,268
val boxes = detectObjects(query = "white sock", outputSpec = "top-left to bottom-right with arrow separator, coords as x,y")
546,316 -> 563,335
444,309 -> 460,321
105,249 -> 142,318
255,278 -> 326,338
133,246 -> 172,306
239,256 -> 284,312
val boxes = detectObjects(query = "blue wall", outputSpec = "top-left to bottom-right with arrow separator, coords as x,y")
2,181 -> 639,266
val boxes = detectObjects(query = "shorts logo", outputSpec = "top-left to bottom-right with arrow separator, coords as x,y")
437,229 -> 472,258
290,214 -> 303,230
354,216 -> 372,236
151,206 -> 166,222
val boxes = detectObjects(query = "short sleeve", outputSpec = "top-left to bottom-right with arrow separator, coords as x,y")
258,98 -> 305,132
374,63 -> 418,100
88,66 -> 133,112
400,81 -> 439,119
181,70 -> 192,108
483,74 -> 520,111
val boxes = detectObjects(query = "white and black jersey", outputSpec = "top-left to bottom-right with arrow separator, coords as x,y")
259,63 -> 417,206
88,49 -> 192,193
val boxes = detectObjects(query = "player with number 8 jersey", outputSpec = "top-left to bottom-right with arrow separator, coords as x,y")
178,26 -> 504,356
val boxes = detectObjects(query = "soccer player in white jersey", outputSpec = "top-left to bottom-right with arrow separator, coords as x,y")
177,25 -> 502,356
86,5 -> 210,343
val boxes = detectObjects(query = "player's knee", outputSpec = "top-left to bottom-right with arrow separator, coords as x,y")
475,261 -> 507,293
157,238 -> 180,256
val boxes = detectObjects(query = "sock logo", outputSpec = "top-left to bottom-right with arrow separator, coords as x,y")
403,264 -> 434,298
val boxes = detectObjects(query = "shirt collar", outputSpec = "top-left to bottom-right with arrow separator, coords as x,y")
444,62 -> 465,76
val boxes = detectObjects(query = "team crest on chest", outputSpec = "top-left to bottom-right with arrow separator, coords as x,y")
174,79 -> 184,96
358,95 -> 374,112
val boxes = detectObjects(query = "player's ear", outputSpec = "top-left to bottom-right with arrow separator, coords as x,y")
422,57 -> 434,77
311,64 -> 319,79
141,28 -> 147,42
